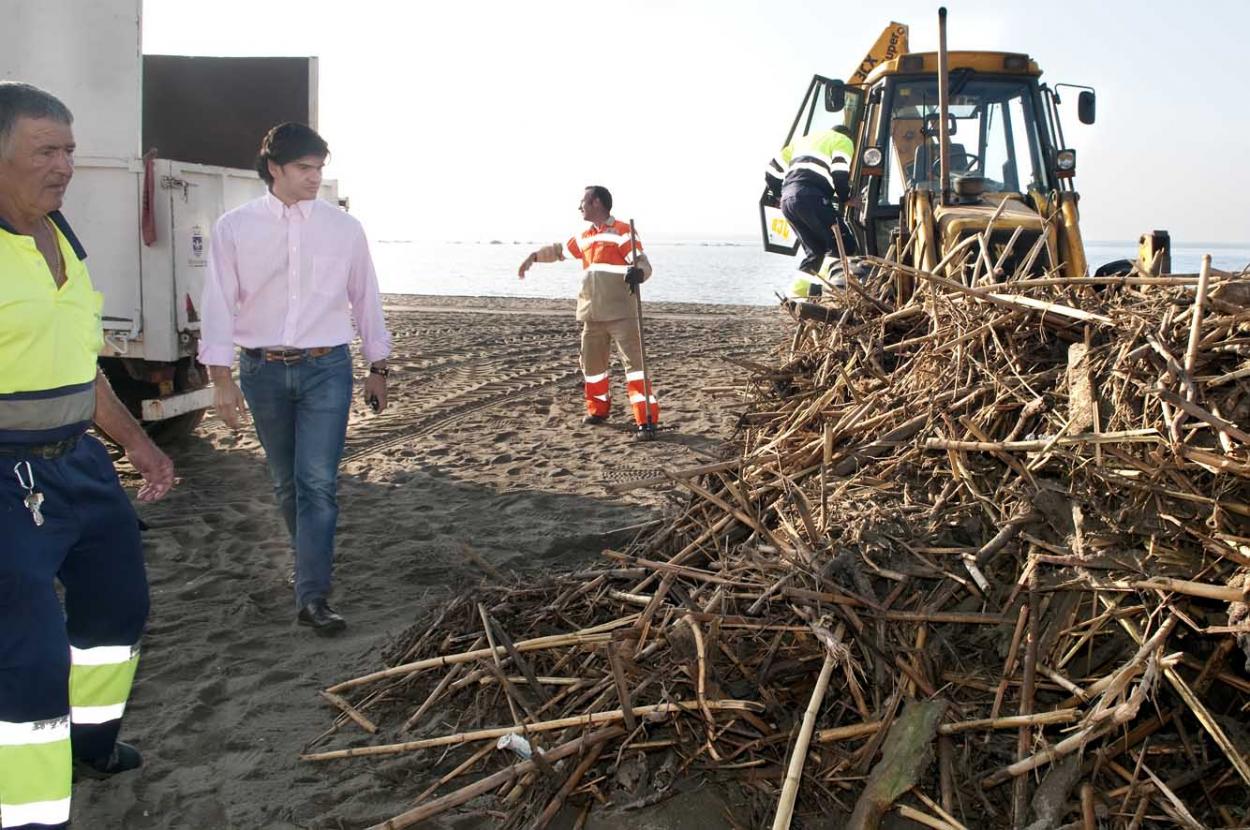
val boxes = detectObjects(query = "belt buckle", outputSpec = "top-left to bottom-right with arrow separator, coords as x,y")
280,350 -> 304,365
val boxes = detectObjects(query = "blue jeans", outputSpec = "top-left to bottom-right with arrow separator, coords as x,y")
239,345 -> 352,608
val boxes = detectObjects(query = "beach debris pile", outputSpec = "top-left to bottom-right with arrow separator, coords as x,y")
303,248 -> 1250,829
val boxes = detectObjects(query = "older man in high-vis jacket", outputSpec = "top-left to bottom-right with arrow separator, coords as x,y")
0,82 -> 175,830
518,185 -> 659,440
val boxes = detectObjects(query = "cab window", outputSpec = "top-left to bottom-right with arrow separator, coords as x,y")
879,76 -> 1047,205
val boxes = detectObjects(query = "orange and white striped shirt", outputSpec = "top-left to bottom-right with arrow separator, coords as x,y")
567,218 -> 645,322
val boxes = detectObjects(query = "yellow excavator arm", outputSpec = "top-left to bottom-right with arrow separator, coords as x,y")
849,22 -> 909,87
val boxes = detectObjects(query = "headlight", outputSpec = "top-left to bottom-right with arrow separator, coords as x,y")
1056,149 -> 1076,171
862,147 -> 884,167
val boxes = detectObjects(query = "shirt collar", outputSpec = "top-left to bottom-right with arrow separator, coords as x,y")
0,210 -> 88,260
590,215 -> 616,232
264,190 -> 316,219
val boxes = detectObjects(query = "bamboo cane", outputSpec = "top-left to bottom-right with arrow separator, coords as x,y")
302,699 -> 764,762
772,651 -> 836,829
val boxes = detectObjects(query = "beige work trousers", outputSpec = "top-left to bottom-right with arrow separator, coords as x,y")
581,317 -> 644,378
580,317 -> 659,424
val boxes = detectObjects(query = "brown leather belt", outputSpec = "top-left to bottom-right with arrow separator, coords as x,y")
244,347 -> 337,365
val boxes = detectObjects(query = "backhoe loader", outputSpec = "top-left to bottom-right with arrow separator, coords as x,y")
760,10 -> 1168,298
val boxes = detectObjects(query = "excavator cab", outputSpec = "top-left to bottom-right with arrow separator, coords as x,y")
852,56 -> 1080,278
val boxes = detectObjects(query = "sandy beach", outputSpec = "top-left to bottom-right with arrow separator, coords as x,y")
71,294 -> 780,829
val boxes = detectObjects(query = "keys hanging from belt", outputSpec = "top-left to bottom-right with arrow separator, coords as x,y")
13,461 -> 45,527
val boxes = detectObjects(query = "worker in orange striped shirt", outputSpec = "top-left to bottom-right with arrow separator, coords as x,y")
518,185 -> 659,440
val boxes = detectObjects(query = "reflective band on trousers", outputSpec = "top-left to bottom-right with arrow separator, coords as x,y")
583,263 -> 629,275
70,645 -> 136,666
0,717 -> 69,746
71,702 -> 128,725
0,381 -> 95,432
0,717 -> 71,827
69,644 -> 140,725
625,374 -> 658,404
0,797 -> 72,828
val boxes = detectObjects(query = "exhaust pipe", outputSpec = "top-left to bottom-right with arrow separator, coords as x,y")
937,6 -> 951,206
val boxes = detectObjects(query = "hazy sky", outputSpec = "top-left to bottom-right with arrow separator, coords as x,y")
144,0 -> 1249,245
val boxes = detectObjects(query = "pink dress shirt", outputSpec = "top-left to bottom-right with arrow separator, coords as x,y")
198,192 -> 392,367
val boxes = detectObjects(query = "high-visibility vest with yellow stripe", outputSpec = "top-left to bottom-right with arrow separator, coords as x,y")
765,130 -> 855,194
0,211 -> 101,444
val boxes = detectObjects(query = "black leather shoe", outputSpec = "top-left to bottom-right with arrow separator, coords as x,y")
298,598 -> 347,635
582,414 -> 608,425
75,740 -> 142,780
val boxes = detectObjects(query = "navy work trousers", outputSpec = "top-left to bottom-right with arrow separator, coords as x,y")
0,435 -> 148,830
239,345 -> 353,609
780,183 -> 858,273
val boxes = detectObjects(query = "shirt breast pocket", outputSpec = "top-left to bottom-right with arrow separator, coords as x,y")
310,255 -> 350,299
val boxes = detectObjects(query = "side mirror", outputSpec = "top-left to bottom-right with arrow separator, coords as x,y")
824,80 -> 846,113
1078,90 -> 1096,124
923,113 -> 957,137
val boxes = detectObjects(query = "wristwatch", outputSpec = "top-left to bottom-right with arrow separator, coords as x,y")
369,364 -> 390,378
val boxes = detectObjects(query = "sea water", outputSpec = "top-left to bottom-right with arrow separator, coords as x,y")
371,239 -> 1250,308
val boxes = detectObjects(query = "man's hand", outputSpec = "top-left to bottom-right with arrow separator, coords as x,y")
517,253 -> 535,279
126,438 -> 175,502
625,266 -> 645,294
363,371 -> 388,413
209,367 -> 248,429
91,371 -> 176,501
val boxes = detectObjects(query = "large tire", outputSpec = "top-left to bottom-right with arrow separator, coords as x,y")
1095,259 -> 1134,277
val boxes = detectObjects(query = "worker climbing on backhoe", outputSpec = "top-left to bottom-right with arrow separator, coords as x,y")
764,125 -> 859,298
517,185 -> 660,441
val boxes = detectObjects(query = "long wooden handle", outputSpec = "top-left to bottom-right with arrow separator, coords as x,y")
629,218 -> 653,427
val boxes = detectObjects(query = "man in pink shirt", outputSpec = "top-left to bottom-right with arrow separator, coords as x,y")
198,123 -> 391,635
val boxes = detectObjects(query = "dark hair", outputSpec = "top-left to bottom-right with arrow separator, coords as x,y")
255,122 -> 329,184
585,185 -> 613,213
0,82 -> 73,159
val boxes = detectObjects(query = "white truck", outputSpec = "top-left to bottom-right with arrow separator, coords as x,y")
2,0 -> 338,442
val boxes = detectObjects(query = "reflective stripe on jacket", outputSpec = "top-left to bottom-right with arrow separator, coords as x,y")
0,212 -> 100,443
765,130 -> 855,195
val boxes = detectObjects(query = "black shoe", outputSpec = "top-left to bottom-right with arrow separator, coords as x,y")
633,424 -> 658,442
582,414 -> 609,426
298,598 -> 347,635
75,740 -> 142,780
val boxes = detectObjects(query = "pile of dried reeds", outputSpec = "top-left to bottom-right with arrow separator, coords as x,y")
304,251 -> 1250,829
